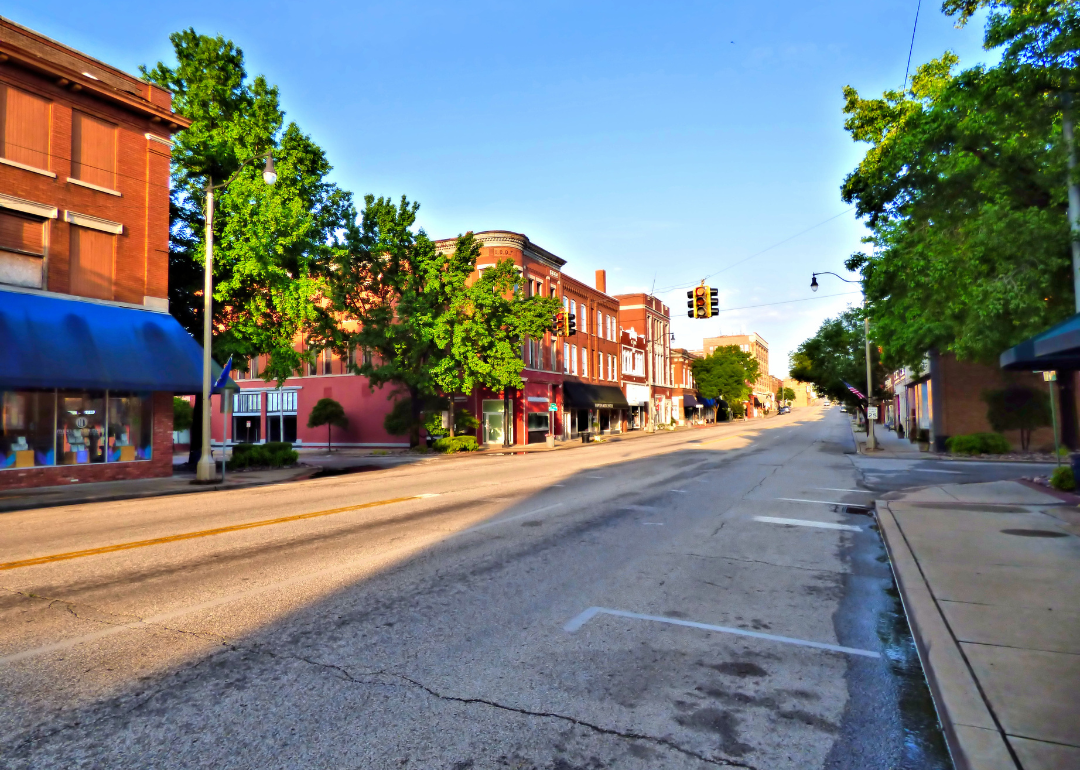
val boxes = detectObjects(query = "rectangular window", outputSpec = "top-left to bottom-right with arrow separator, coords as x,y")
571,344 -> 578,375
0,84 -> 49,170
233,392 -> 262,414
0,210 -> 45,289
57,391 -> 106,465
71,111 -> 116,189
323,348 -> 333,375
581,349 -> 588,378
106,393 -> 153,461
563,342 -> 570,373
526,412 -> 549,432
69,225 -> 114,300
597,310 -> 602,337
580,305 -> 587,335
570,300 -> 576,325
1,390 -> 55,468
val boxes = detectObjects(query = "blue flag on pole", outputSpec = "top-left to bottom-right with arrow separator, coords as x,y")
213,355 -> 233,390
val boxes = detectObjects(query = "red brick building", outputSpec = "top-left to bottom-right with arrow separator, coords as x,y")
671,347 -> 702,424
209,230 -> 627,448
0,20 -> 203,490
615,293 -> 673,428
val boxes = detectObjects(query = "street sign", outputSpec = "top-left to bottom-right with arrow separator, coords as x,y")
548,403 -> 558,412
867,407 -> 878,419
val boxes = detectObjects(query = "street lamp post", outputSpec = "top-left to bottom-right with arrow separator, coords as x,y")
195,152 -> 278,483
811,271 -> 876,451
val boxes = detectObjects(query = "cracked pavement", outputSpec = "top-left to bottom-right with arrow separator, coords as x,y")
1,409 -> 952,768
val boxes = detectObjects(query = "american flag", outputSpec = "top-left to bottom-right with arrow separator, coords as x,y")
843,381 -> 866,400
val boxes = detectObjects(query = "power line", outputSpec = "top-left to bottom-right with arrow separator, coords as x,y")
658,207 -> 856,294
902,0 -> 923,94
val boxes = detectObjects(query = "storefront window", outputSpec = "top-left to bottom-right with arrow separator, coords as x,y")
107,392 -> 153,461
58,391 -> 106,465
1,390 -> 55,469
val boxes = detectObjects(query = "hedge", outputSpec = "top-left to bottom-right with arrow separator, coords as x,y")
1051,466 -> 1076,492
228,442 -> 299,470
944,433 -> 1011,455
433,436 -> 479,453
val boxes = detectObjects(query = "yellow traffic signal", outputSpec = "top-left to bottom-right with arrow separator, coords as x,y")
694,285 -> 709,318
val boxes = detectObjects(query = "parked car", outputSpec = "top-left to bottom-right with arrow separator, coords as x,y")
839,404 -> 848,413
778,406 -> 791,414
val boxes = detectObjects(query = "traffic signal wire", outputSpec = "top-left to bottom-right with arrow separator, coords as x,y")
710,291 -> 861,314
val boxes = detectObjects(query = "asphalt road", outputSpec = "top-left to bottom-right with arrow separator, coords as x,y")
0,408 -> 974,769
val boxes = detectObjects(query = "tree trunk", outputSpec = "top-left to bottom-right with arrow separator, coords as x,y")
409,387 -> 422,448
449,398 -> 455,439
328,424 -> 332,453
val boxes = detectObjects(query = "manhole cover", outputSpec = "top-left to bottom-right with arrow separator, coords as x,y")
1000,529 -> 1068,538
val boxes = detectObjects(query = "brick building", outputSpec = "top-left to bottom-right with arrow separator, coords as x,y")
671,347 -> 702,424
620,327 -> 648,429
210,230 -> 628,448
616,293 -> 673,428
0,19 -> 203,489
782,378 -> 818,408
703,333 -> 773,417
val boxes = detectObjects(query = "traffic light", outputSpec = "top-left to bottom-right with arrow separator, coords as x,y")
687,284 -> 716,318
566,312 -> 576,336
552,311 -> 564,336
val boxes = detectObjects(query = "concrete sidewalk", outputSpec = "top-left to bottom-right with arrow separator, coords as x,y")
876,480 -> 1080,769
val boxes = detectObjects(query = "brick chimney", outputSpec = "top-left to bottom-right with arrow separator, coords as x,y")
595,269 -> 607,293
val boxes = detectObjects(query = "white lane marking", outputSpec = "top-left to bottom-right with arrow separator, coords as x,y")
585,475 -> 605,479
814,488 -> 871,493
463,503 -> 564,534
643,523 -> 664,526
416,493 -> 441,498
913,469 -> 964,474
753,516 -> 861,532
775,498 -> 850,506
551,484 -> 565,487
670,489 -> 687,493
563,607 -> 879,658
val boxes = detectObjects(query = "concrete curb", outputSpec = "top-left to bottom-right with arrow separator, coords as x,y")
875,501 -> 1019,770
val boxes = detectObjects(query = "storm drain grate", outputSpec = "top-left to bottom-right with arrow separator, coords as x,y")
844,505 -> 874,517
1000,528 -> 1068,538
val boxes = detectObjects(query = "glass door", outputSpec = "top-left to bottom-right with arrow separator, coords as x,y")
482,399 -> 504,445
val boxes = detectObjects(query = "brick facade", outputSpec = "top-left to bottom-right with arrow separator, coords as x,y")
0,20 -> 187,490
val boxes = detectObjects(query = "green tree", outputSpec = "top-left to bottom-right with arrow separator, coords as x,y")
692,345 -> 760,421
172,397 -> 193,432
142,31 -> 352,463
429,234 -> 560,436
778,387 -> 797,405
790,308 -> 887,422
841,0 -> 1077,369
982,386 -> 1052,450
318,198 -> 558,446
307,397 -> 348,453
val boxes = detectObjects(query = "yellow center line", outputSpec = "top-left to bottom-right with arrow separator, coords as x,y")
0,494 -> 429,572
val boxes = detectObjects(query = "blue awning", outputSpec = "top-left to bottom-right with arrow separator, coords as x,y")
0,290 -> 211,393
1000,313 -> 1080,370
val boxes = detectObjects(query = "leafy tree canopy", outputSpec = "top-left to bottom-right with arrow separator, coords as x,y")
692,345 -> 761,408
317,197 -> 559,446
142,30 -> 352,383
841,0 -> 1077,368
790,308 -> 888,415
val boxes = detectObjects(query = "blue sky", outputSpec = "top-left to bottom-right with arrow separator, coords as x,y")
8,1 -> 992,375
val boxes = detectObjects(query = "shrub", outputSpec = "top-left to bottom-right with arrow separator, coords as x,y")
173,397 -> 193,432
945,433 -> 1011,455
982,387 -> 1052,451
433,436 -> 479,453
228,442 -> 298,470
917,429 -> 931,444
1050,466 -> 1076,492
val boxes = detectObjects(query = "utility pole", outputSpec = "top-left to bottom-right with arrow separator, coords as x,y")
864,299 -> 876,451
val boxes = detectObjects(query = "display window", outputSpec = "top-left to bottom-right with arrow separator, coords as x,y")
1,390 -> 56,468
0,389 -> 154,471
59,392 -> 107,465
107,393 -> 154,462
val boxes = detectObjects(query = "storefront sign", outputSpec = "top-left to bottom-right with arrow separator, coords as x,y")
548,403 -> 558,412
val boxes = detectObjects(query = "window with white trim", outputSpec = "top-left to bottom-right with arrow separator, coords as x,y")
563,342 -> 570,373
